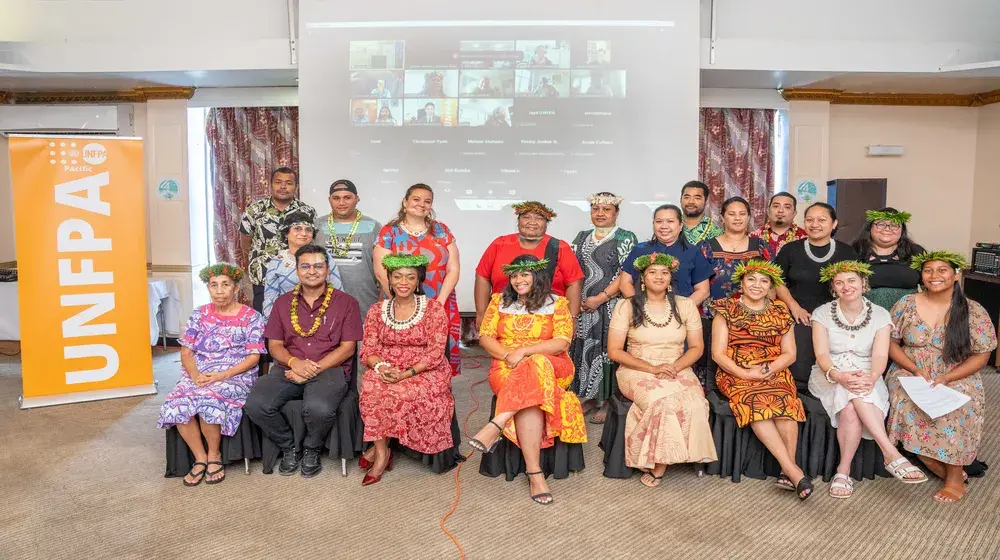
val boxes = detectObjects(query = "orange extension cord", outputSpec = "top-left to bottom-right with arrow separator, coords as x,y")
439,357 -> 489,560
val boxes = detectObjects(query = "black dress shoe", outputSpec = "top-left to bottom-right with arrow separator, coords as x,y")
301,448 -> 323,478
279,448 -> 301,476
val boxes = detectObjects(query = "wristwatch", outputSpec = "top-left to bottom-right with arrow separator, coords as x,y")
763,363 -> 770,374
406,366 -> 417,377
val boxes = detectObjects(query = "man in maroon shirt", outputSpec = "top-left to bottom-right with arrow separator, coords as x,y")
245,245 -> 362,477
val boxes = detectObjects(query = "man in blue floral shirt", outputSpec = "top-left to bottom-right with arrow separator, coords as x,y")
240,167 -> 316,312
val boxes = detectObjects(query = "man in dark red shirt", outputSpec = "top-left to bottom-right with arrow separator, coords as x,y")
245,245 -> 362,477
474,201 -> 583,328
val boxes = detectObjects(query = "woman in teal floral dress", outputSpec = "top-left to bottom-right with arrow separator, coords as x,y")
886,251 -> 997,503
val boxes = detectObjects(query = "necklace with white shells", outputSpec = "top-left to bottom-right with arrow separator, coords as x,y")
381,295 -> 427,330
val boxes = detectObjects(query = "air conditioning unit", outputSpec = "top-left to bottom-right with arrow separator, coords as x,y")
0,105 -> 120,134
867,145 -> 904,157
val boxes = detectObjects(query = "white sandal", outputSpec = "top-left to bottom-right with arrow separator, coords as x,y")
829,473 -> 854,499
885,457 -> 929,484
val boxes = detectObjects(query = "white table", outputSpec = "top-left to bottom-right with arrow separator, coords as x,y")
0,278 -> 180,346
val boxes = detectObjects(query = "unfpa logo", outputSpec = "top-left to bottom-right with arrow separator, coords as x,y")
82,143 -> 107,165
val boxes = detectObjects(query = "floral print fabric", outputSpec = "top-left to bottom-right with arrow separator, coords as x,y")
885,294 -> 997,465
479,294 -> 587,448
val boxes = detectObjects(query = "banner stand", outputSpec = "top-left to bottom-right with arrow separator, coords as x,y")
21,383 -> 158,410
9,135 -> 155,408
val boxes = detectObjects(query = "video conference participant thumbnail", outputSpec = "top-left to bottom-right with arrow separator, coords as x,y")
404,69 -> 460,98
582,40 -> 612,66
351,70 -> 403,111
458,41 -> 519,69
459,69 -> 515,98
404,99 -> 459,126
570,70 -> 627,98
349,99 -> 402,126
515,70 -> 570,98
516,40 -> 571,68
458,99 -> 513,127
349,40 -> 405,69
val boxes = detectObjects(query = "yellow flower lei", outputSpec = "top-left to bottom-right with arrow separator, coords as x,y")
290,283 -> 334,337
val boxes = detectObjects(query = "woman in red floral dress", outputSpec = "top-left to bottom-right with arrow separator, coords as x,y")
358,254 -> 457,486
374,183 -> 462,376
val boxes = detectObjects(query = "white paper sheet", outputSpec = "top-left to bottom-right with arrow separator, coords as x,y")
897,376 -> 972,420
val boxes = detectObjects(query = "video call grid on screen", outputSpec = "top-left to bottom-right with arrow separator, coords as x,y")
330,24 -> 674,202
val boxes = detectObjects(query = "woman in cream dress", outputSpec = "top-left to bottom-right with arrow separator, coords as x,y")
608,252 -> 716,488
809,261 -> 927,498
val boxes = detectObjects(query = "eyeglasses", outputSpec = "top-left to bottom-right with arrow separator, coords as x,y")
873,222 -> 902,231
298,263 -> 328,271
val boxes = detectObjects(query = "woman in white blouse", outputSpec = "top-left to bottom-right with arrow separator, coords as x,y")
809,261 -> 927,498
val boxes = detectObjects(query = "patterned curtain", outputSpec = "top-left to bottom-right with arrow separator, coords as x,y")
698,108 -> 775,229
207,107 -> 299,277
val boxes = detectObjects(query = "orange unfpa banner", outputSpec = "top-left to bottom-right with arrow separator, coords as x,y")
9,136 -> 155,408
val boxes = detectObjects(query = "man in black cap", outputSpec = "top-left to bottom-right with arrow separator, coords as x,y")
313,179 -> 382,319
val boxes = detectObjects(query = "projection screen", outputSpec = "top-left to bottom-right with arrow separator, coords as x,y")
299,1 -> 700,310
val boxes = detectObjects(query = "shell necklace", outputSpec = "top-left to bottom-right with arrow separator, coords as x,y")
642,302 -> 673,328
804,239 -> 837,263
381,295 -> 427,330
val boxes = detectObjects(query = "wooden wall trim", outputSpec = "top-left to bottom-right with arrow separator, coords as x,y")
148,264 -> 193,273
0,87 -> 196,105
782,88 -> 1000,107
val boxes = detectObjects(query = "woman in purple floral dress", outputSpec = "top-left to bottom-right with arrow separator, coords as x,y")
157,264 -> 266,486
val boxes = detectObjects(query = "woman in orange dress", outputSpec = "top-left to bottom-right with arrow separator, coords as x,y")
711,259 -> 813,500
469,255 -> 587,505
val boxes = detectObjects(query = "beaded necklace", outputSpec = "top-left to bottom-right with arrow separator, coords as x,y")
642,302 -> 673,328
830,300 -> 873,338
290,283 -> 334,337
380,295 -> 427,330
328,211 -> 363,257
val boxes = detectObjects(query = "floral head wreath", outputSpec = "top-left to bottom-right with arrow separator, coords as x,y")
910,250 -> 968,272
512,201 -> 557,221
381,253 -> 430,272
819,261 -> 873,283
198,263 -> 244,284
502,258 -> 550,276
731,259 -> 785,287
588,193 -> 623,207
865,209 -> 911,225
633,252 -> 680,273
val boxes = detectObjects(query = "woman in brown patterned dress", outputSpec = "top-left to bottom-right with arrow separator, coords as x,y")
712,259 -> 813,500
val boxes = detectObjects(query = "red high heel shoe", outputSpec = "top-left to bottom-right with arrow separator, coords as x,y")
361,451 -> 393,486
358,454 -> 373,470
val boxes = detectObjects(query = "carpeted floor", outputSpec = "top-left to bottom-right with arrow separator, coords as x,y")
2,349 -> 999,559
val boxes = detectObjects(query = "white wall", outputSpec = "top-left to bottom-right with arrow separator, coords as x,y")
0,135 -> 12,263
6,0 -> 293,72
711,0 -> 997,41
971,104 -> 1000,245
827,105 -> 981,254
7,0 -> 998,75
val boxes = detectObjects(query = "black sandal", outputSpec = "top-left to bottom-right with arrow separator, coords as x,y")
775,474 -> 795,491
795,476 -> 814,501
205,461 -> 225,485
525,471 -> 553,505
183,462 -> 208,487
469,419 -> 505,454
640,473 -> 663,488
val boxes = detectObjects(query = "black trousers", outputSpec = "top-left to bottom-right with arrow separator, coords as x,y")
252,284 -> 265,314
244,364 -> 349,450
698,316 -> 717,391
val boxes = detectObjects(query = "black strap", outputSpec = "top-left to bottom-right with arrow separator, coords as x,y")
543,237 -> 560,281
